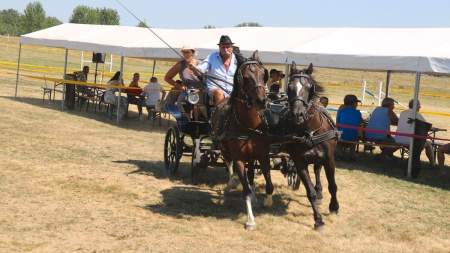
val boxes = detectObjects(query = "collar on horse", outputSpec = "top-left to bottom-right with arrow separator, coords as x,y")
282,103 -> 339,147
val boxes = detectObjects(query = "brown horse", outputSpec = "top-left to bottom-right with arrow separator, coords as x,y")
212,51 -> 272,230
284,62 -> 340,230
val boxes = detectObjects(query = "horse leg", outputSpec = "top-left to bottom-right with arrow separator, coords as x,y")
323,156 -> 339,214
293,157 -> 324,229
234,160 -> 256,230
259,155 -> 274,207
313,162 -> 323,201
246,160 -> 257,205
223,149 -> 239,191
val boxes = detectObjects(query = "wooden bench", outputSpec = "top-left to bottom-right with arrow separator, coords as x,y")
338,139 -> 409,159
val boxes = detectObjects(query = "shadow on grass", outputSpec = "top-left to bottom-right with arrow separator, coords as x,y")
114,159 -> 232,188
336,153 -> 450,191
2,95 -> 174,133
142,186 -> 291,221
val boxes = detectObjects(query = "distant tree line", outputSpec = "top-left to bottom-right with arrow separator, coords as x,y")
0,1 -> 263,36
0,2 -> 121,36
69,6 -> 120,25
0,2 -> 62,36
203,22 -> 263,29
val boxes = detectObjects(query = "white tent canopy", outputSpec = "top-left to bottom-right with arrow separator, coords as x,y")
20,23 -> 450,73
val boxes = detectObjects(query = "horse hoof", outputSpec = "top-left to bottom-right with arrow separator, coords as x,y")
245,223 -> 256,231
263,195 -> 273,207
314,222 -> 325,231
329,210 -> 339,215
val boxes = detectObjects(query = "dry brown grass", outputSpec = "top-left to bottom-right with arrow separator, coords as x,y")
0,36 -> 449,253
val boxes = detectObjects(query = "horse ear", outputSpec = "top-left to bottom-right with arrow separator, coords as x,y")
306,63 -> 314,75
290,61 -> 297,72
252,50 -> 260,61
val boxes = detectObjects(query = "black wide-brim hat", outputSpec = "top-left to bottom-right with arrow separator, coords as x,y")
218,35 -> 234,45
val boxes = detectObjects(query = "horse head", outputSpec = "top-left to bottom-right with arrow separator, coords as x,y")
232,50 -> 268,110
287,62 -> 322,125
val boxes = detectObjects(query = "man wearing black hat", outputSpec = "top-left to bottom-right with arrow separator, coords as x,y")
194,35 -> 238,105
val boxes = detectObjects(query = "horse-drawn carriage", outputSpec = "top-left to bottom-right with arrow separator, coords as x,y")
163,88 -> 224,182
163,52 -> 339,230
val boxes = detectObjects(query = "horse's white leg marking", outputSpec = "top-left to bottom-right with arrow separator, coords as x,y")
245,195 -> 256,230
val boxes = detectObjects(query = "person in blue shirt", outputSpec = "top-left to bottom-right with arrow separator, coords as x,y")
336,95 -> 363,160
366,97 -> 399,158
194,35 -> 238,105
366,97 -> 399,142
336,94 -> 363,141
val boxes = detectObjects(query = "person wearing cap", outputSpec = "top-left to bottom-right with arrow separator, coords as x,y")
194,35 -> 238,105
336,94 -> 363,142
366,97 -> 399,158
395,99 -> 434,164
319,96 -> 329,108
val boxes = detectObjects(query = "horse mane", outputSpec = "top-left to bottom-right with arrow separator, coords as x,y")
230,50 -> 249,99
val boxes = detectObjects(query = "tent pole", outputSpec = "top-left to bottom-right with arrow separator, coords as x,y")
407,72 -> 421,178
361,80 -> 367,104
117,56 -> 124,124
378,81 -> 383,106
151,59 -> 157,77
62,48 -> 68,111
385,70 -> 391,98
14,43 -> 22,97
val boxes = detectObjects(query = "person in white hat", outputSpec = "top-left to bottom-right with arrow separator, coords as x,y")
164,45 -> 201,90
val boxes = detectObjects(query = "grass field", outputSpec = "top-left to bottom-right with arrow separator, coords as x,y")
0,35 -> 449,253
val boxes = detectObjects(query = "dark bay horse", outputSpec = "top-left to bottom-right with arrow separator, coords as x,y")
284,63 -> 340,229
211,51 -> 272,230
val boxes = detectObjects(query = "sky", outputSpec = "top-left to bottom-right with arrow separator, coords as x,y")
2,0 -> 450,28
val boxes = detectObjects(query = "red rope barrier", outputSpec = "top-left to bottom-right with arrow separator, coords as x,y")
336,123 -> 450,142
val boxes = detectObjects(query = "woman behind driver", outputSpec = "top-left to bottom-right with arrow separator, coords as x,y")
164,45 -> 202,90
164,46 -> 205,119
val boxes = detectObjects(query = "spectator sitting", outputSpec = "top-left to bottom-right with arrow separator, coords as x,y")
366,97 -> 399,158
319,96 -> 329,108
395,99 -> 434,164
75,65 -> 90,82
142,77 -> 166,120
336,95 -> 363,159
75,66 -> 91,107
163,80 -> 183,111
337,95 -> 363,141
104,71 -> 127,120
126,72 -> 144,118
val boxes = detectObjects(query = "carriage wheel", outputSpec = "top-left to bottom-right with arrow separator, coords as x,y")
164,127 -> 182,176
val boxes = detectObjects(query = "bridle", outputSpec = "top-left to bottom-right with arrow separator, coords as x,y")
234,60 -> 267,107
288,73 -> 315,122
230,59 -> 268,136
